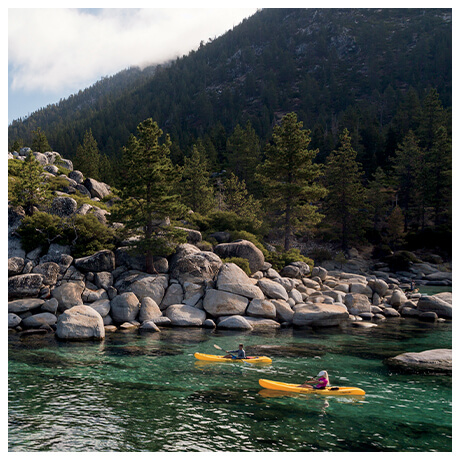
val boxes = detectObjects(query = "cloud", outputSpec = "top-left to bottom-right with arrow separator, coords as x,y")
8,8 -> 257,94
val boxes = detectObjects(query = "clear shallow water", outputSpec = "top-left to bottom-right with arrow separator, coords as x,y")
9,319 -> 451,452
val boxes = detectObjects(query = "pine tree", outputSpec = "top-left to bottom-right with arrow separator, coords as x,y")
111,118 -> 187,273
323,128 -> 367,251
366,166 -> 393,234
391,130 -> 425,231
385,205 -> 406,249
31,127 -> 51,152
222,172 -> 262,224
181,143 -> 215,215
427,125 -> 452,227
226,121 -> 261,195
256,112 -> 326,250
74,129 -> 101,180
11,153 -> 50,215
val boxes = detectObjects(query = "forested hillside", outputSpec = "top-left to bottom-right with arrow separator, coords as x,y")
8,8 -> 452,257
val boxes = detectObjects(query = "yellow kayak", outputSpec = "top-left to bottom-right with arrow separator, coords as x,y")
194,352 -> 272,364
259,379 -> 365,395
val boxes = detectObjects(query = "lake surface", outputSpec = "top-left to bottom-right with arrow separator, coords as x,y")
8,318 -> 452,452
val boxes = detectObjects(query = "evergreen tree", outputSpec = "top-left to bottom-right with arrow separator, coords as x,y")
31,127 -> 51,152
181,143 -> 215,214
111,118 -> 187,273
385,205 -> 406,249
391,130 -> 425,231
256,112 -> 326,250
417,88 -> 447,151
74,129 -> 101,180
366,166 -> 393,234
427,125 -> 452,227
10,153 -> 50,215
222,172 -> 262,225
323,128 -> 367,251
225,121 -> 261,194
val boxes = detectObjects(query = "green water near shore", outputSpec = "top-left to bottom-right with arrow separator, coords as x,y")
8,319 -> 451,452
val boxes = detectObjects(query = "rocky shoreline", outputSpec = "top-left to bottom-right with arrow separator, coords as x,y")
8,241 -> 452,341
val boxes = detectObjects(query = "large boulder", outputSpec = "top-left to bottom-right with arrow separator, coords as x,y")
203,289 -> 248,317
50,196 -> 78,218
279,261 -> 311,279
8,274 -> 43,299
214,240 -> 265,274
87,299 -> 111,318
8,298 -> 45,314
257,278 -> 289,301
344,293 -> 371,315
83,177 -> 111,199
56,305 -> 105,340
32,262 -> 60,285
22,312 -> 57,328
311,266 -> 328,281
244,317 -> 281,330
8,257 -> 25,276
417,295 -> 452,319
165,304 -> 206,326
386,349 -> 452,374
139,297 -> 162,322
115,247 -> 168,273
271,299 -> 295,323
126,274 -> 168,304
216,263 -> 264,299
182,282 -> 204,307
8,313 -> 22,328
389,289 -> 407,308
246,298 -> 277,319
174,226 -> 202,244
368,278 -> 389,297
74,250 -> 116,273
217,315 -> 253,331
293,303 -> 349,327
349,283 -> 373,297
110,292 -> 140,323
160,283 -> 184,310
169,244 -> 222,284
51,281 -> 85,311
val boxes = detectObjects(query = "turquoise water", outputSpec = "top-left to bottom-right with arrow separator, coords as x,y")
8,319 -> 452,452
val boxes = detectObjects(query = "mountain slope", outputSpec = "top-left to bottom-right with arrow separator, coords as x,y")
8,8 -> 452,169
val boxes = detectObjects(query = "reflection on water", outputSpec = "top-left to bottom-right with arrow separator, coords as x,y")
9,319 -> 452,452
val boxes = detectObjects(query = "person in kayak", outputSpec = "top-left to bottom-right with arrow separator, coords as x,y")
298,370 -> 329,389
223,344 -> 246,359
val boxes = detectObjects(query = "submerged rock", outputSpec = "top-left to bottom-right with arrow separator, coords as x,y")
386,348 -> 452,374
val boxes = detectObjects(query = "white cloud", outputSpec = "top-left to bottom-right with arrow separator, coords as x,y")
8,8 -> 257,93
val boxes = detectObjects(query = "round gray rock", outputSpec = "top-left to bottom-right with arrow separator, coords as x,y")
56,305 -> 105,340
110,292 -> 140,323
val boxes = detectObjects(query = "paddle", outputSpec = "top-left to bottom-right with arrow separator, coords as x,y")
213,344 -> 227,352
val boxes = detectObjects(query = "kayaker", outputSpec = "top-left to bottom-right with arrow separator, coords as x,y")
223,343 -> 246,359
298,370 -> 329,389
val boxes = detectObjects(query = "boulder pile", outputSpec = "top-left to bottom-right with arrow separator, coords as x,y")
8,241 -> 452,340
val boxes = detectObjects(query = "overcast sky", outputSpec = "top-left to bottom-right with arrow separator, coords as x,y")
8,6 -> 259,123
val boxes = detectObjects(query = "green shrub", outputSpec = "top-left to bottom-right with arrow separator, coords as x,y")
18,212 -> 64,253
70,214 -> 116,257
266,248 -> 314,272
384,250 -> 422,272
17,211 -> 115,257
187,210 -> 262,235
196,241 -> 213,251
222,257 -> 251,276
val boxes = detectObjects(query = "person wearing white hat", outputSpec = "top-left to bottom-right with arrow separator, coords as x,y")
298,370 -> 329,389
